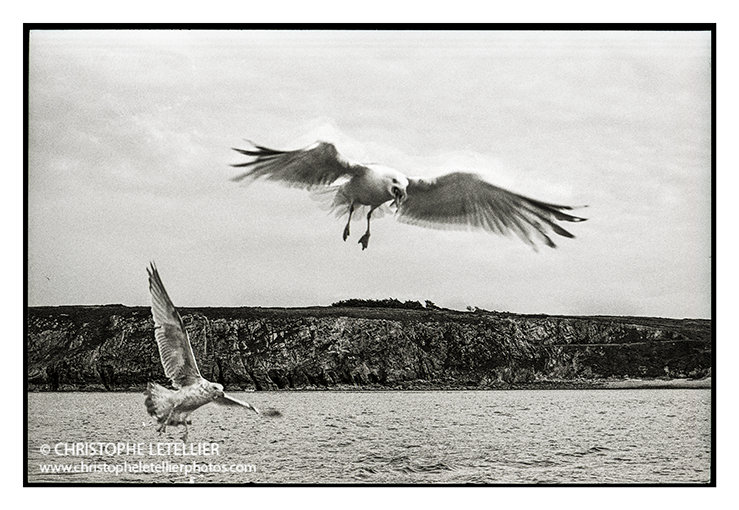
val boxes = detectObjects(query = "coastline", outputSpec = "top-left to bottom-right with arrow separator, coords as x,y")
26,376 -> 712,393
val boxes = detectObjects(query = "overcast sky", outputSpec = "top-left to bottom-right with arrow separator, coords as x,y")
27,29 -> 712,318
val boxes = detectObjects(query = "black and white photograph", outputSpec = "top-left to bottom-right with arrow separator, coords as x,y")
24,24 -> 715,492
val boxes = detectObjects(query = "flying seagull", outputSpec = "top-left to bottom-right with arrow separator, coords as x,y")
231,141 -> 587,250
144,262 -> 280,441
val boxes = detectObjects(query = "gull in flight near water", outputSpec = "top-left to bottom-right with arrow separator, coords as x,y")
231,141 -> 587,250
144,262 -> 280,441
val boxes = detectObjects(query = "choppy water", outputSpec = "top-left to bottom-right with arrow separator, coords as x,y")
27,389 -> 711,484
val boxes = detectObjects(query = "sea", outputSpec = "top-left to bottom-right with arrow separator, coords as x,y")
27,389 -> 712,485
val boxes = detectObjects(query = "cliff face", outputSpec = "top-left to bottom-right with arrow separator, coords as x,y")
26,305 -> 712,391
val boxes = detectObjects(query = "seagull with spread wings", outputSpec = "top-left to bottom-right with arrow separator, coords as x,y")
231,141 -> 587,250
144,262 -> 280,441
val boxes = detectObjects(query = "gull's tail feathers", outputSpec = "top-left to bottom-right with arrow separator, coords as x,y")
144,382 -> 175,422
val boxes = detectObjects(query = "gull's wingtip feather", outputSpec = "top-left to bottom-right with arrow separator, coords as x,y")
147,261 -> 158,281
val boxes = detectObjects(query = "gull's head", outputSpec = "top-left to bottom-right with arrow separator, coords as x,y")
384,169 -> 409,208
211,382 -> 225,398
364,164 -> 409,208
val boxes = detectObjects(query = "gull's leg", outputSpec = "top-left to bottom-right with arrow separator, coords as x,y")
181,421 -> 189,443
343,204 -> 354,241
358,208 -> 375,250
159,408 -> 175,434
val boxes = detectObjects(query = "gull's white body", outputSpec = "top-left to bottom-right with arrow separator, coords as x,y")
231,141 -> 586,250
340,164 -> 409,208
144,263 -> 279,441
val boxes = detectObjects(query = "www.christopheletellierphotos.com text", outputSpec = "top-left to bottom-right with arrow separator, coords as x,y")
35,442 -> 257,477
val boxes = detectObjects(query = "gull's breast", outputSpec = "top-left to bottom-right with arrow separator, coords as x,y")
176,382 -> 216,412
346,165 -> 397,207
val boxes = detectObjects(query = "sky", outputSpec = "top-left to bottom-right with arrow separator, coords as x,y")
26,29 -> 713,318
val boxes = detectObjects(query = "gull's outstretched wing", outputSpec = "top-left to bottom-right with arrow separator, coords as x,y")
147,263 -> 202,388
231,141 -> 363,189
216,393 -> 282,417
399,173 -> 587,249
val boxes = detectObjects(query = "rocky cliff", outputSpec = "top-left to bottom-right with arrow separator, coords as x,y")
26,305 -> 712,391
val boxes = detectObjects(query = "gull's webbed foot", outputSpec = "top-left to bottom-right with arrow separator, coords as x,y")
343,224 -> 350,241
358,233 -> 370,250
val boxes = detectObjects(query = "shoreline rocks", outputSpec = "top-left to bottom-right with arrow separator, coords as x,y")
26,305 -> 712,392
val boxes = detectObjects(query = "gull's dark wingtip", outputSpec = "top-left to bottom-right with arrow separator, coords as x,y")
567,204 -> 589,222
